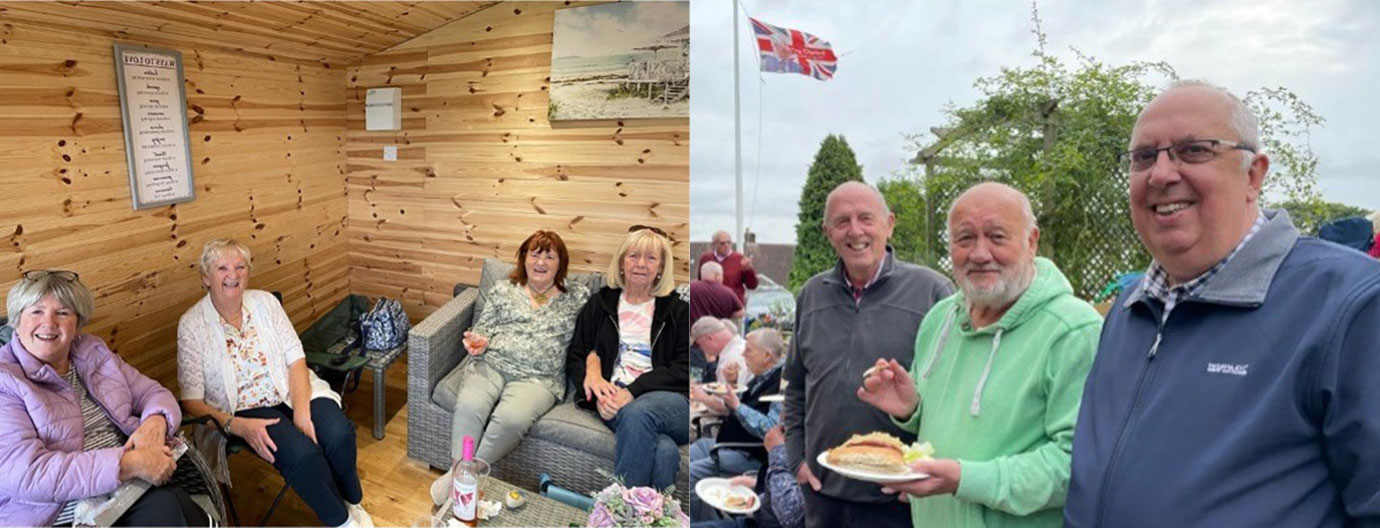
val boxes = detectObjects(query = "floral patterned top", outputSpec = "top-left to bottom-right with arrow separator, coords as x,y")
223,310 -> 283,410
473,280 -> 591,398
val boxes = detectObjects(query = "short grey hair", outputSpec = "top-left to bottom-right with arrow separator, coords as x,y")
712,230 -> 732,243
198,238 -> 253,278
745,328 -> 785,358
1163,79 -> 1261,171
699,261 -> 723,279
690,316 -> 728,342
7,272 -> 96,328
822,181 -> 891,226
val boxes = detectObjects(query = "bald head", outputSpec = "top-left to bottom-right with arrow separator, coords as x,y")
824,181 -> 891,221
948,182 -> 1037,236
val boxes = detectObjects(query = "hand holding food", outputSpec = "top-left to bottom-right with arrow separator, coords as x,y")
856,358 -> 920,419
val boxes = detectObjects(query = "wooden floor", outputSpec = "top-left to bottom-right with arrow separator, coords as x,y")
223,356 -> 447,527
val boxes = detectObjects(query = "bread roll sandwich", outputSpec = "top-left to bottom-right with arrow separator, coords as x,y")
825,432 -> 908,474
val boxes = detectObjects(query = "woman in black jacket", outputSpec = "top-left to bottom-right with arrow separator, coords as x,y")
566,225 -> 690,489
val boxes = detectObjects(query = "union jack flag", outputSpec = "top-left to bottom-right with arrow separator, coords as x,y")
749,17 -> 838,81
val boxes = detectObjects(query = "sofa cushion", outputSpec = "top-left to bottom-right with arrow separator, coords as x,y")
432,359 -> 471,412
528,402 -> 616,461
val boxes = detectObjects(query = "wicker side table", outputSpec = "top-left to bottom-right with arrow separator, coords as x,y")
432,477 -> 588,527
308,338 -> 407,440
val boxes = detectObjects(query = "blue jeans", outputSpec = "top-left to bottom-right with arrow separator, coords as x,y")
689,438 -> 762,521
238,398 -> 362,527
602,391 -> 690,489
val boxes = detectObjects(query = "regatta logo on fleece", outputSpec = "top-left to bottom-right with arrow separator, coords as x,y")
1206,362 -> 1249,376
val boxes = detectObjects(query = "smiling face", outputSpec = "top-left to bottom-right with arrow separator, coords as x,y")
524,248 -> 560,288
948,184 -> 1038,309
16,294 -> 78,368
202,251 -> 250,305
622,242 -> 661,293
823,182 -> 895,284
1129,85 -> 1266,282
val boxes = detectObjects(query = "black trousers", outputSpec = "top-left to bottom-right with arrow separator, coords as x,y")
238,398 -> 362,527
800,485 -> 910,528
113,484 -> 209,527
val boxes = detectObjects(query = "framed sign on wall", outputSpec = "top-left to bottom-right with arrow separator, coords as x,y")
113,43 -> 196,210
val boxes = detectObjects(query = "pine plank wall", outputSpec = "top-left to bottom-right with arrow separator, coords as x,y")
345,3 -> 690,319
0,1 -> 688,390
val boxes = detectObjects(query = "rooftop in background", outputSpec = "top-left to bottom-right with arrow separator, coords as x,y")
690,241 -> 795,286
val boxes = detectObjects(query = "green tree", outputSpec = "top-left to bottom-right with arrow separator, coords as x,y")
883,3 -> 1324,299
1278,198 -> 1371,236
787,134 -> 864,292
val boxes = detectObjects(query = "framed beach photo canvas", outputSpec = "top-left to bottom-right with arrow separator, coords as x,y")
548,2 -> 689,123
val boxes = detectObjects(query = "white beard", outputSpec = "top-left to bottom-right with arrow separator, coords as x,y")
959,261 -> 1035,309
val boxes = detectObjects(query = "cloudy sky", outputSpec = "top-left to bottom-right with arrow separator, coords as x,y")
554,2 -> 688,57
689,0 -> 1380,243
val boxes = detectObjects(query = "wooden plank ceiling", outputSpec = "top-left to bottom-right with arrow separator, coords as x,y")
0,1 -> 497,67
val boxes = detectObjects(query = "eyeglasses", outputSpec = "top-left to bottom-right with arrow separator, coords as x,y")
628,224 -> 669,238
23,269 -> 79,282
1119,139 -> 1255,172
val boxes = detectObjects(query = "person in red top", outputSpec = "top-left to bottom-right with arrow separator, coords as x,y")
690,261 -> 745,323
698,230 -> 759,304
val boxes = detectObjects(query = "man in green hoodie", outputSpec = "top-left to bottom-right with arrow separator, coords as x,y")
858,182 -> 1101,527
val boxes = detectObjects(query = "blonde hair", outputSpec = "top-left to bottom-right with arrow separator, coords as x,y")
606,228 -> 677,297
7,272 -> 96,328
198,239 -> 253,279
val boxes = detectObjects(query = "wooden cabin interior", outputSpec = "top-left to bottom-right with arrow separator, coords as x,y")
0,1 -> 688,524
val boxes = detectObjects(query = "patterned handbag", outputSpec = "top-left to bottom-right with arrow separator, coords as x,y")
359,297 -> 410,350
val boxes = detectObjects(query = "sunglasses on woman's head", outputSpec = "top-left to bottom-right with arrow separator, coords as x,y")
23,270 -> 79,282
628,224 -> 669,238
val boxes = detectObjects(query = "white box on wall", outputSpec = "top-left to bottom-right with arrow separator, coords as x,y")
365,87 -> 402,131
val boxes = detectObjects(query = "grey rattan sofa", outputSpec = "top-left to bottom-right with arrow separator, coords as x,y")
406,258 -> 690,503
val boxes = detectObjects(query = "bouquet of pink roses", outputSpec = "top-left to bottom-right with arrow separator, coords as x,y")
587,472 -> 688,527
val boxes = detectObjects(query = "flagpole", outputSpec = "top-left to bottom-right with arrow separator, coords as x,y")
733,0 -> 744,248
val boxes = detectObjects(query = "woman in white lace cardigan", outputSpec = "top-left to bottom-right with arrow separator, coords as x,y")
428,229 -> 591,504
176,239 -> 373,528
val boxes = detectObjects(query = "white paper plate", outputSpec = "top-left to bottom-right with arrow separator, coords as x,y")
694,478 -> 760,515
701,383 -> 746,395
816,451 -> 930,484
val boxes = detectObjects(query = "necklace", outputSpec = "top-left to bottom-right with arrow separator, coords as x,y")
528,282 -> 556,304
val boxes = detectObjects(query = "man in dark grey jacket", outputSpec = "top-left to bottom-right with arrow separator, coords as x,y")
783,181 -> 953,527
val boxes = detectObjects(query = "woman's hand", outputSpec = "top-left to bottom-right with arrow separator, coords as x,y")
596,388 -> 634,420
293,409 -> 318,445
462,331 -> 488,356
229,416 -> 281,463
119,444 -> 176,485
583,372 -> 618,402
126,415 -> 168,450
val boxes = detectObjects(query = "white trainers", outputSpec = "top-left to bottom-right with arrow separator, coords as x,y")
430,471 -> 452,506
347,502 -> 375,528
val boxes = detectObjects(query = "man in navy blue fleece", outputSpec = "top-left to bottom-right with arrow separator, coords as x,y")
1064,80 -> 1380,527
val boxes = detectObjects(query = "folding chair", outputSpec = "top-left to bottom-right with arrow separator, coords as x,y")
182,414 -> 292,526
